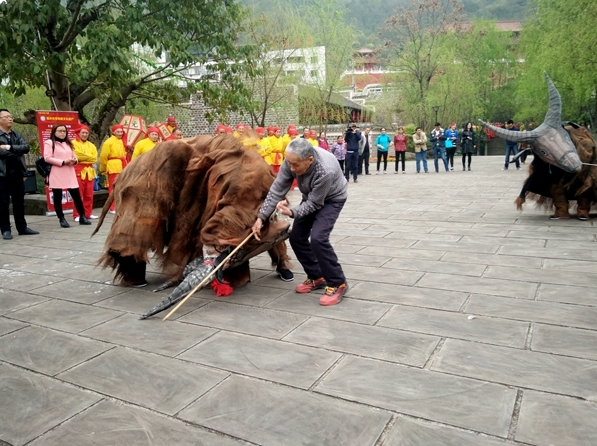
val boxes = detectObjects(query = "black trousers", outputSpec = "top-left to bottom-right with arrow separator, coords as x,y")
462,153 -> 472,168
345,151 -> 359,181
395,151 -> 406,172
377,151 -> 388,171
358,150 -> 370,174
337,159 -> 345,172
52,188 -> 86,220
0,171 -> 28,233
289,199 -> 346,287
446,147 -> 456,168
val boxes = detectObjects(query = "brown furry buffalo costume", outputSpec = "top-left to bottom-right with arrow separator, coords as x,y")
93,134 -> 292,318
480,74 -> 590,219
514,124 -> 596,220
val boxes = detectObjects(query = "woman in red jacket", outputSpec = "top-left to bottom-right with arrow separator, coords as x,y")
393,127 -> 407,174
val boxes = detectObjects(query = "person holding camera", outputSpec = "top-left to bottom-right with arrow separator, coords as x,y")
344,122 -> 361,183
430,122 -> 449,173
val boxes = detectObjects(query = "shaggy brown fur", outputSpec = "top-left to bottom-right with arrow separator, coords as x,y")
94,134 -> 291,287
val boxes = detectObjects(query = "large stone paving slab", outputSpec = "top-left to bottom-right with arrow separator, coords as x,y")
0,316 -> 27,336
537,283 -> 597,306
431,339 -> 597,399
7,299 -> 122,332
0,268 -> 63,292
516,390 -> 597,446
349,281 -> 468,310
0,363 -> 101,446
382,257 -> 487,277
378,305 -> 529,348
284,317 -> 439,366
440,251 -> 543,269
416,272 -> 539,299
266,292 -> 392,324
383,416 -> 512,446
179,331 -> 341,388
179,375 -> 391,446
0,289 -> 48,315
29,278 -> 126,304
531,323 -> 597,361
316,356 -> 516,437
58,347 -> 228,415
81,313 -> 217,356
465,294 -> 597,330
484,265 -> 597,288
28,400 -> 246,446
0,325 -> 111,375
179,301 -> 309,339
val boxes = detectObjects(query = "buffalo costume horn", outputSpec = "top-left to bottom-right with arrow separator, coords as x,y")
479,73 -> 582,173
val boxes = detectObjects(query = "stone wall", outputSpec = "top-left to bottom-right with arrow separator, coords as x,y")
165,92 -> 300,137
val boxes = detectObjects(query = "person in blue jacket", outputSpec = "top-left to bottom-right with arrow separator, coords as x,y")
375,127 -> 393,174
444,122 -> 459,171
430,122 -> 449,173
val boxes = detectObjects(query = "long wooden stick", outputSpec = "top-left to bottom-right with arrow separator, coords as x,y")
163,229 -> 257,321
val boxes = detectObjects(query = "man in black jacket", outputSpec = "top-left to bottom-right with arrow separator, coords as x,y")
344,122 -> 361,183
0,109 -> 39,240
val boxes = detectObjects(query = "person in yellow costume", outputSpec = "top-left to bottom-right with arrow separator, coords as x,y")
307,129 -> 319,147
279,124 -> 296,154
100,124 -> 127,213
72,124 -> 99,221
132,127 -> 160,160
255,127 -> 272,162
267,127 -> 285,173
166,116 -> 177,134
233,123 -> 245,138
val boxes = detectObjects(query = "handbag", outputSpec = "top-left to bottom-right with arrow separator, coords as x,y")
445,139 -> 453,148
35,140 -> 55,178
35,157 -> 52,177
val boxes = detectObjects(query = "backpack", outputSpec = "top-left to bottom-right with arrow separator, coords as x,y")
35,141 -> 54,178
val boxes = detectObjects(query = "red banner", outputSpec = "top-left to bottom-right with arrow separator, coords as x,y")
36,111 -> 80,214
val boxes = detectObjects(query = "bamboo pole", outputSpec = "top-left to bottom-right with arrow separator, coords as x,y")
162,229 -> 257,321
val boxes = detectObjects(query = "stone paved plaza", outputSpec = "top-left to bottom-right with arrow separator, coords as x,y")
1,155 -> 597,446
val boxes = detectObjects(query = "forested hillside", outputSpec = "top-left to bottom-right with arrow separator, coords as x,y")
242,0 -> 531,46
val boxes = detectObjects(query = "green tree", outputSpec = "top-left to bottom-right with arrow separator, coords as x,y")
430,20 -> 519,124
516,0 -> 597,127
302,0 -> 358,131
0,0 -> 254,142
240,2 -> 309,126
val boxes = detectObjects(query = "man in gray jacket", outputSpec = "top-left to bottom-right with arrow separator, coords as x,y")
253,138 -> 349,306
0,109 -> 39,240
358,127 -> 372,175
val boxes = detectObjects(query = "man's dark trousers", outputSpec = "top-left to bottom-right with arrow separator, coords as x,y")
345,151 -> 359,182
289,200 -> 346,287
359,150 -> 370,175
0,171 -> 27,233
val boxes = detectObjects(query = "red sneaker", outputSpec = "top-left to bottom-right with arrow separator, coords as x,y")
295,277 -> 326,293
319,283 -> 348,306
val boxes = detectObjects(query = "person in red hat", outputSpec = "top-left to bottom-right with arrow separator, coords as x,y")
214,124 -> 226,136
255,127 -> 271,162
307,129 -> 319,147
233,123 -> 245,138
166,116 -> 177,133
72,125 -> 99,221
100,124 -> 127,213
267,126 -> 275,137
132,126 -> 160,159
225,126 -> 233,134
